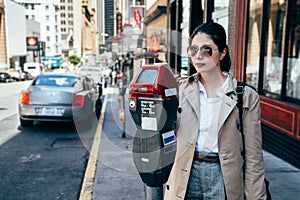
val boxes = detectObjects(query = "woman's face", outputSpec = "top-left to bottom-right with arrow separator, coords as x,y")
189,33 -> 225,74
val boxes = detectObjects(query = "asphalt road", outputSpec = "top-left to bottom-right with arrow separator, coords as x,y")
0,81 -> 100,200
0,115 -> 97,200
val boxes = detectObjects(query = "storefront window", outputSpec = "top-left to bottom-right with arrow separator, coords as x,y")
246,0 -> 263,89
212,0 -> 229,35
286,1 -> 300,99
263,0 -> 286,94
180,0 -> 190,77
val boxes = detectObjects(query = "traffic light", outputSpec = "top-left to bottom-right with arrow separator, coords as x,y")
26,37 -> 38,51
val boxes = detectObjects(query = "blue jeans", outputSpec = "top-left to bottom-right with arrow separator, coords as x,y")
185,160 -> 226,200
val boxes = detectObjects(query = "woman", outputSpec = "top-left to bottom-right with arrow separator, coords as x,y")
164,22 -> 267,199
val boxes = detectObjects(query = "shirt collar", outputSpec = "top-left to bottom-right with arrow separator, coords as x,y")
198,72 -> 230,95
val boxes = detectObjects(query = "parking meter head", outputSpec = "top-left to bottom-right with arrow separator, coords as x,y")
128,64 -> 178,100
128,64 -> 179,130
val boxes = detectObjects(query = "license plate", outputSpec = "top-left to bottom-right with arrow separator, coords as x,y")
35,107 -> 64,116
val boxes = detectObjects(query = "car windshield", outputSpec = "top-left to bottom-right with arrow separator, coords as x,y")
33,76 -> 78,87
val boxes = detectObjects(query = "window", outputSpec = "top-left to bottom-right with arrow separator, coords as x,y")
263,0 -> 286,94
246,0 -> 300,104
246,0 -> 263,89
46,15 -> 50,20
45,5 -> 49,11
286,1 -> 300,99
46,26 -> 50,31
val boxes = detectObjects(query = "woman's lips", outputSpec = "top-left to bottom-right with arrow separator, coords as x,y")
194,63 -> 205,67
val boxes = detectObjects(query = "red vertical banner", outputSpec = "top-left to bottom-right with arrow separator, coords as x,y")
116,12 -> 123,36
134,8 -> 142,28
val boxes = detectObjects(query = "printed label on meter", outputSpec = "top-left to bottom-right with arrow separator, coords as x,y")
140,100 -> 156,115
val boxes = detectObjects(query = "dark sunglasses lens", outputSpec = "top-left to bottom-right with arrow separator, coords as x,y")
201,46 -> 213,56
187,46 -> 198,56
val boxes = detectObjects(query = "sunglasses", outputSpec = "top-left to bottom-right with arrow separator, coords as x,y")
187,45 -> 218,57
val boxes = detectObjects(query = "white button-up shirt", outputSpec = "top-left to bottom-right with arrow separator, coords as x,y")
195,73 -> 230,153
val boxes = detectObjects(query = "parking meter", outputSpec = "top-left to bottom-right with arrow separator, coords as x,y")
128,63 -> 179,187
117,73 -> 127,96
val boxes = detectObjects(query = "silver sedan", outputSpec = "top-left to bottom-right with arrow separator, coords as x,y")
18,73 -> 98,127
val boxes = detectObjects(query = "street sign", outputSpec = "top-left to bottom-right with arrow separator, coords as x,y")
26,37 -> 39,51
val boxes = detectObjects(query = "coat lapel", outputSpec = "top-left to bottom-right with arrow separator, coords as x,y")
218,76 -> 238,134
217,95 -> 237,132
183,82 -> 200,121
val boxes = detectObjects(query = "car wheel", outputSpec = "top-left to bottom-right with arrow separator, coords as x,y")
20,119 -> 34,127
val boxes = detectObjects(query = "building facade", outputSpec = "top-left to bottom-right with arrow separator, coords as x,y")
6,0 -> 27,68
0,0 -> 7,69
60,0 -> 78,57
81,0 -> 98,57
15,0 -> 62,57
26,19 -> 41,63
145,0 -> 167,62
167,0 -> 300,168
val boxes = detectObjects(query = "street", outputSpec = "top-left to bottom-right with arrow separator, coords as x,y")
0,81 -> 97,200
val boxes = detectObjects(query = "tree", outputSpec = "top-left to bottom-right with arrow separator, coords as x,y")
68,55 -> 80,65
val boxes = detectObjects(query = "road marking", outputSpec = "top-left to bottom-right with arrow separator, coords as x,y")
79,94 -> 108,200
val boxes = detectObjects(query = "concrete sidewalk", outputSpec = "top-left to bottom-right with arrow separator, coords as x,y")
81,87 -> 300,200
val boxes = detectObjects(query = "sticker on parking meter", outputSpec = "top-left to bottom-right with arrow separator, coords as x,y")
165,88 -> 177,97
140,100 -> 155,115
162,130 -> 176,146
141,117 -> 157,131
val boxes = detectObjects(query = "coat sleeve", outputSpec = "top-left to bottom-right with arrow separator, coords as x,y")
243,87 -> 267,199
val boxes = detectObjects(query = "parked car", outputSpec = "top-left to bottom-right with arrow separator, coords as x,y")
18,73 -> 98,127
23,62 -> 44,77
77,66 -> 102,83
7,69 -> 22,81
0,72 -> 13,83
77,65 -> 107,91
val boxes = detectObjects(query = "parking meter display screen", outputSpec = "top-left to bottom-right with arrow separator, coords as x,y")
136,70 -> 157,84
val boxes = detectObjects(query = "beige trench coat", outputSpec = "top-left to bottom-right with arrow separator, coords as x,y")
164,74 -> 267,200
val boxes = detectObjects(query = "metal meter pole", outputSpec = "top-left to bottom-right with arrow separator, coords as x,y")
121,93 -> 126,138
145,186 -> 163,200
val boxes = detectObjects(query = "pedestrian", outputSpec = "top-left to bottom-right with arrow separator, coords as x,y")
164,22 -> 267,199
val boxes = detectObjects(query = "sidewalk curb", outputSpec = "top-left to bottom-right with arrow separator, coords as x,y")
79,95 -> 108,200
